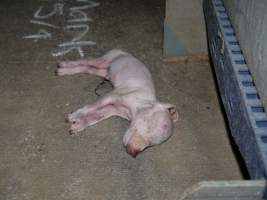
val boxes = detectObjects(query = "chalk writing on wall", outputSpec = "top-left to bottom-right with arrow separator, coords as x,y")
23,0 -> 99,58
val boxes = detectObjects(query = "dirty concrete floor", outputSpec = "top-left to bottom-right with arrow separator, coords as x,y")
0,0 -> 243,199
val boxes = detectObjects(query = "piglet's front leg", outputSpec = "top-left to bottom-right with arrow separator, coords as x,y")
68,104 -> 116,135
67,94 -> 129,135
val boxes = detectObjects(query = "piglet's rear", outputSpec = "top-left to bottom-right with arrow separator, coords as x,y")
57,49 -> 178,157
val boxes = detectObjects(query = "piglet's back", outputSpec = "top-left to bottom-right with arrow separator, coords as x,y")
109,55 -> 155,92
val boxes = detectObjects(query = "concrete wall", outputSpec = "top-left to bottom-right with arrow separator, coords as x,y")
163,0 -> 207,57
224,0 -> 267,111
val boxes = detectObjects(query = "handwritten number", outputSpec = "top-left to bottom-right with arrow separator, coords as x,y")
34,3 -> 64,19
65,24 -> 90,41
52,41 -> 96,57
30,20 -> 60,29
68,10 -> 93,23
73,0 -> 100,9
23,29 -> 52,42
24,1 -> 99,57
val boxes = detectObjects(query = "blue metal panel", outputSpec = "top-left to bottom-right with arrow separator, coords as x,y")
203,0 -> 267,182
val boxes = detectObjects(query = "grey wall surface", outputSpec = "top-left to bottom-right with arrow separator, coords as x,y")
164,0 -> 207,57
224,0 -> 267,110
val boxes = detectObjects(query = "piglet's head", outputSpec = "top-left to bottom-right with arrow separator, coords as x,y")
123,102 -> 178,157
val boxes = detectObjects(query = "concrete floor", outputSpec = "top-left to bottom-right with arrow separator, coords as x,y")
0,0 -> 243,199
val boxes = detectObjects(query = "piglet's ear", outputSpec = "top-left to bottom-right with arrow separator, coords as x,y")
160,103 -> 179,122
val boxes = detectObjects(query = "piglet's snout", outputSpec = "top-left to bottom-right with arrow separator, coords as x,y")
126,144 -> 141,158
125,133 -> 148,157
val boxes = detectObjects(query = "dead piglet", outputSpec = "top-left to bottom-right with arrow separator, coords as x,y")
57,49 -> 178,157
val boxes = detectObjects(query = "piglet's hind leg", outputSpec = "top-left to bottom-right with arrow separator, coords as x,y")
56,65 -> 108,78
57,56 -> 111,78
58,57 -> 111,69
59,59 -> 89,68
57,66 -> 88,75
